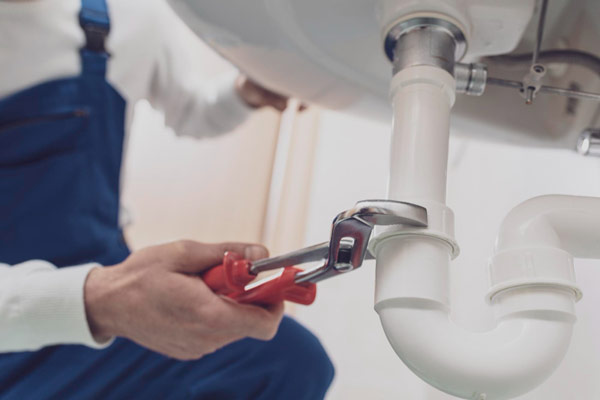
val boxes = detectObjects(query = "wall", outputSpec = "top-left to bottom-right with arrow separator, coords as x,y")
294,110 -> 600,399
121,25 -> 281,250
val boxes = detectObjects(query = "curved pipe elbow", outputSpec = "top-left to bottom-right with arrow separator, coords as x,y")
376,300 -> 575,400
496,194 -> 600,258
373,194 -> 592,399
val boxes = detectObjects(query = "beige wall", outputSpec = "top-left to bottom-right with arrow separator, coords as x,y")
121,23 -> 319,257
121,27 -> 282,249
122,101 -> 281,249
261,106 -> 320,254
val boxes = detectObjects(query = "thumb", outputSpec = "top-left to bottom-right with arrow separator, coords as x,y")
167,240 -> 269,273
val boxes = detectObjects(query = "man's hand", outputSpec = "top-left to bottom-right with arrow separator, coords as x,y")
236,74 -> 298,112
84,241 -> 283,360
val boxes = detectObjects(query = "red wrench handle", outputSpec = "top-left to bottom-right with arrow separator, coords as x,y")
201,252 -> 317,306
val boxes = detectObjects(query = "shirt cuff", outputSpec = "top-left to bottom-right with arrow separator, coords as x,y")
207,72 -> 253,133
11,263 -> 114,350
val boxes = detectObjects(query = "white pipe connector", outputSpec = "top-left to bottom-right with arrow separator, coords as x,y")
374,64 -> 596,399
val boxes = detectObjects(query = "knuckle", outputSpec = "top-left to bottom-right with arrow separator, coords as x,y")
168,242 -> 184,259
170,240 -> 195,261
177,240 -> 193,253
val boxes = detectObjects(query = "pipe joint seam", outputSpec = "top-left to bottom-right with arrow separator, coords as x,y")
390,65 -> 456,106
487,247 -> 582,304
371,200 -> 459,259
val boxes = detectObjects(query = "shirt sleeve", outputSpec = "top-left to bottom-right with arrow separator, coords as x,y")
145,1 -> 253,139
0,261 -> 113,352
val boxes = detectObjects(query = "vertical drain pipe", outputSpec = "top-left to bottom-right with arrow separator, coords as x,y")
376,17 -> 464,322
387,18 -> 460,204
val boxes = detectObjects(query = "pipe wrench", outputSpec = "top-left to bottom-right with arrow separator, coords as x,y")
202,200 -> 428,306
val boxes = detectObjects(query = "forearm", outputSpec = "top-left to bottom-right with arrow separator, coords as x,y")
161,72 -> 253,139
0,261 -> 112,352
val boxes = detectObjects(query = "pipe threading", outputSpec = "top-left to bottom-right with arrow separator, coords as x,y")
385,17 -> 466,76
392,27 -> 457,75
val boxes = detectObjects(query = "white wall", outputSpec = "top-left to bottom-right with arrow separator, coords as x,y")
121,17 -> 281,250
295,110 -> 600,400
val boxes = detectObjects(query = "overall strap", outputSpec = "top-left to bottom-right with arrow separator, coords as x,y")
79,0 -> 111,76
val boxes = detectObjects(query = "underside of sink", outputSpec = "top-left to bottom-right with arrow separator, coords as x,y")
168,0 -> 600,150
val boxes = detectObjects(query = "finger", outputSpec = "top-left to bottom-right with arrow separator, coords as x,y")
188,278 -> 284,341
263,301 -> 285,320
168,240 -> 269,273
269,96 -> 289,112
169,274 -> 281,341
221,296 -> 284,317
218,297 -> 284,341
251,86 -> 288,111
259,92 -> 288,111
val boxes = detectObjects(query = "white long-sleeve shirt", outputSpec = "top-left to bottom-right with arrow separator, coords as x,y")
0,0 -> 252,351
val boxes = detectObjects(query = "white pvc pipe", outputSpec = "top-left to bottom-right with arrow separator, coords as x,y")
375,236 -> 576,400
375,65 -> 586,400
387,65 -> 455,204
496,194 -> 600,259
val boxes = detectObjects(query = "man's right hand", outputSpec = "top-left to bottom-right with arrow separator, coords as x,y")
84,241 -> 284,360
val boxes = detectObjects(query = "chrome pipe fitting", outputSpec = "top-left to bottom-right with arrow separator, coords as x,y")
384,17 -> 467,75
454,62 -> 487,96
577,129 -> 600,157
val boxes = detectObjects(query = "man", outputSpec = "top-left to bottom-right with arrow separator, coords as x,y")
0,0 -> 334,398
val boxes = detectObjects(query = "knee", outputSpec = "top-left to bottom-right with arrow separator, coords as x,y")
271,317 -> 335,395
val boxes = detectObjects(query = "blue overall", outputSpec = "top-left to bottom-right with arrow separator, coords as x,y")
0,0 -> 334,398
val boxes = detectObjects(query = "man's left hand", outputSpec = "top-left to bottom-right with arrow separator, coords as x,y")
236,75 -> 294,112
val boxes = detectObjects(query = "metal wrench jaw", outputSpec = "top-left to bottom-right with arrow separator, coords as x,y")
295,200 -> 428,284
295,214 -> 373,283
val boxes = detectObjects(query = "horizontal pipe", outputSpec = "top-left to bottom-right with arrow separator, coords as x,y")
486,77 -> 600,102
496,194 -> 600,259
489,49 -> 600,79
